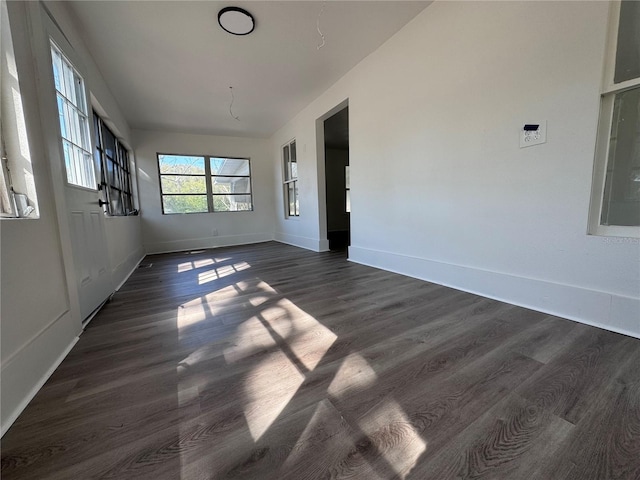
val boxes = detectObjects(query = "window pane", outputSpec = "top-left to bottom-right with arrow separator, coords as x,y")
63,61 -> 75,103
159,155 -> 205,174
62,141 -> 74,184
74,73 -> 86,114
210,157 -> 250,176
83,151 -> 95,189
162,195 -> 208,214
93,113 -> 101,147
283,145 -> 290,181
212,194 -> 252,212
106,157 -> 114,187
110,159 -> 120,189
211,176 -> 251,194
109,188 -> 123,216
161,175 -> 207,194
56,95 -> 67,138
288,183 -> 296,216
103,126 -> 116,159
615,0 -> 640,84
601,86 -> 640,226
51,49 -> 63,92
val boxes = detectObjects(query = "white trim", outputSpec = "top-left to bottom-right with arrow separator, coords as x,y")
602,77 -> 640,95
274,232 -> 328,252
145,232 -> 273,255
1,310 -> 70,367
1,336 -> 79,437
115,248 -> 145,291
349,245 -> 640,339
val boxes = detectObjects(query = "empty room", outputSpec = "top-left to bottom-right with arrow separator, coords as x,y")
1,1 -> 639,479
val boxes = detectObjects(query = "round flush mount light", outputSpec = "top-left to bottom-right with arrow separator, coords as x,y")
218,7 -> 255,36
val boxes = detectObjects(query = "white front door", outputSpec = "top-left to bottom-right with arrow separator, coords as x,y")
50,42 -> 113,321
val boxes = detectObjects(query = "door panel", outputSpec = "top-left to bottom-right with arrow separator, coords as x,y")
67,187 -> 112,321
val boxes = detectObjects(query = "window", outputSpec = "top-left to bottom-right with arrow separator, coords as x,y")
158,154 -> 253,214
590,1 -> 640,236
93,113 -> 134,216
1,0 -> 39,218
51,42 -> 95,190
283,139 -> 299,217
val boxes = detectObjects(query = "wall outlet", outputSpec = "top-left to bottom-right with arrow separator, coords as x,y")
212,229 -> 218,237
519,121 -> 547,148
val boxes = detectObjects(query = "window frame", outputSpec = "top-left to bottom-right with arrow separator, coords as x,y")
283,139 -> 299,218
157,153 -> 253,215
50,40 -> 97,192
589,1 -> 640,237
93,112 -> 135,216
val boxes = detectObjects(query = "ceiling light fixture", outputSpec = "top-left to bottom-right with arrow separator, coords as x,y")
218,7 -> 255,36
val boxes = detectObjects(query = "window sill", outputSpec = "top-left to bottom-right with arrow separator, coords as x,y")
588,225 -> 640,239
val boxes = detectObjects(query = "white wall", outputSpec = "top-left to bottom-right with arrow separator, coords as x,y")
0,1 -> 78,436
271,1 -> 640,338
1,1 -> 143,434
134,129 -> 275,254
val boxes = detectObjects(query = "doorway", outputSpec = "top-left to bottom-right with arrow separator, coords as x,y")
323,106 -> 350,250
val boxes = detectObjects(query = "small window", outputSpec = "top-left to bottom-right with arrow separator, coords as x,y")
590,1 -> 640,236
93,112 -> 134,216
283,139 -> 299,217
51,42 -> 95,190
157,154 -> 253,214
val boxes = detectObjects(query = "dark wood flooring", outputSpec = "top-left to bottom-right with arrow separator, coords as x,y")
2,241 -> 639,479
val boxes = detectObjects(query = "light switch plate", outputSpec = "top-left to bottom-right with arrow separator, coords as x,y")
520,121 -> 547,148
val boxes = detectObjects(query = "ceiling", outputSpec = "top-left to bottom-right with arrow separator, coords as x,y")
64,1 -> 430,138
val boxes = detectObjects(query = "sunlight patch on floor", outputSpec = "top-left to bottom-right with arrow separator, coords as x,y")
177,297 -> 207,328
328,353 -> 378,397
203,284 -> 243,305
178,262 -> 193,272
223,316 -> 281,364
242,350 -> 305,441
194,258 -> 215,268
262,299 -> 337,371
198,262 -> 251,284
358,399 -> 427,479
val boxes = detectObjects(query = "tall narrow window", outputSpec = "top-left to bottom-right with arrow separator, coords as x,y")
590,1 -> 640,236
283,139 -> 299,217
51,42 -> 95,190
93,112 -> 134,215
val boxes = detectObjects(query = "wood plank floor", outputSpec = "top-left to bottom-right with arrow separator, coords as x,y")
2,241 -> 639,479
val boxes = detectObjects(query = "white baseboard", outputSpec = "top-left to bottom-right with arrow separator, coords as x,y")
275,232 -> 328,252
145,232 -> 274,255
349,245 -> 640,339
1,310 -> 79,437
114,247 -> 146,291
